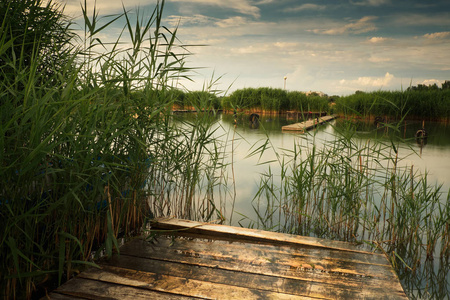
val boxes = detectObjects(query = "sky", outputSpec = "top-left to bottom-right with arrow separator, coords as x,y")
58,0 -> 450,96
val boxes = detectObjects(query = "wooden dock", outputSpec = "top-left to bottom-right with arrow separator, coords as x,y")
172,109 -> 223,113
282,115 -> 337,132
46,218 -> 407,299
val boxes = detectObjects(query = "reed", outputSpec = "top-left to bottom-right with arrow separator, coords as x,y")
335,90 -> 450,122
0,1 -> 226,298
222,87 -> 329,113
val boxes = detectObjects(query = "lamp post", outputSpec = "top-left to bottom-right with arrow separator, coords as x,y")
284,76 -> 287,90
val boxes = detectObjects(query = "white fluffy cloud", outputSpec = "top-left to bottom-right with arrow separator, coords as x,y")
367,36 -> 392,43
420,79 -> 444,87
339,72 -> 395,89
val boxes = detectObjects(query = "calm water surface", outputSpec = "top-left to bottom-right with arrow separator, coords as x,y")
210,114 -> 450,225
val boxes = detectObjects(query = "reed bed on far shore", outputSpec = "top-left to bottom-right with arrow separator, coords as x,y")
334,89 -> 450,122
222,87 -> 330,114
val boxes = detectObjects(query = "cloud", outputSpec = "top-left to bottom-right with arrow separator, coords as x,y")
340,72 -> 395,88
311,16 -> 377,35
368,56 -> 392,63
215,16 -> 248,28
254,0 -> 275,4
274,42 -> 300,49
60,0 -> 263,19
165,14 -> 215,27
351,0 -> 390,6
58,0 -> 150,16
367,36 -> 392,43
169,0 -> 261,18
230,45 -> 270,54
423,31 -> 450,39
286,4 -> 326,12
228,41 -> 300,56
393,13 -> 450,27
421,79 -> 442,86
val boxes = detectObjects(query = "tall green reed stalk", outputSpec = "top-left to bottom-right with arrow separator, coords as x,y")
1,1 -> 226,298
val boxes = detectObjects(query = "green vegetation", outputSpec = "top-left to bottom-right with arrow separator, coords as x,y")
172,90 -> 221,110
222,87 -> 330,113
0,1 -> 225,298
334,89 -> 450,122
220,84 -> 450,122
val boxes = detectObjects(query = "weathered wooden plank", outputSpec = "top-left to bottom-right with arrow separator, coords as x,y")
282,115 -> 337,132
117,237 -> 405,295
79,266 -> 312,299
144,233 -> 389,266
51,277 -> 195,300
124,237 -> 392,277
98,253 -> 406,299
151,217 -> 372,254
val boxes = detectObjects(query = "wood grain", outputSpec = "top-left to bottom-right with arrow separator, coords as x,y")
46,218 -> 407,299
282,115 -> 337,132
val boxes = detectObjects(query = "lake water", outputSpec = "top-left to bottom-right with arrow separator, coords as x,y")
207,113 -> 450,226
175,112 -> 449,298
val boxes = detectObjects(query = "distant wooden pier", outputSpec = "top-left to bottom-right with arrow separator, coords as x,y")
46,218 -> 407,299
285,111 -> 327,120
282,115 -> 337,132
172,109 -> 223,113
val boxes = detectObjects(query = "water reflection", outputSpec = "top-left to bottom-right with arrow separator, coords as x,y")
398,255 -> 449,299
333,118 -> 450,147
219,113 -> 450,198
